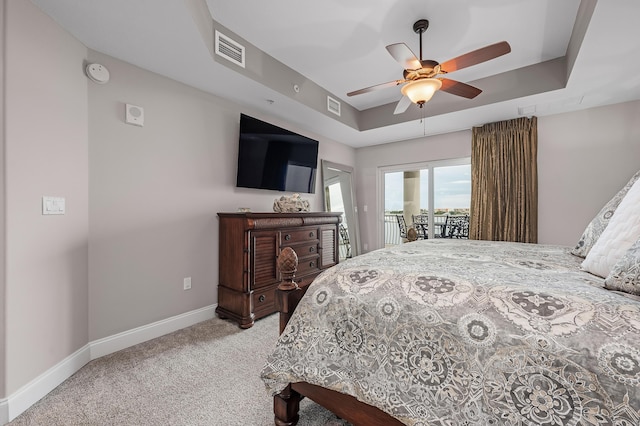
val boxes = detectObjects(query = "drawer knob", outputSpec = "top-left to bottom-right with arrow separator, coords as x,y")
284,234 -> 291,241
258,295 -> 266,303
309,232 -> 315,238
309,246 -> 315,253
309,261 -> 315,268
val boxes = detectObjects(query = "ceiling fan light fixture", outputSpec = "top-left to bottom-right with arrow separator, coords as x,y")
401,78 -> 442,106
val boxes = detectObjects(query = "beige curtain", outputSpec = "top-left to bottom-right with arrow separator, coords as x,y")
469,116 -> 538,243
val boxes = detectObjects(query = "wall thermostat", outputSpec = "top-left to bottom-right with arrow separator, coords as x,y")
85,63 -> 110,84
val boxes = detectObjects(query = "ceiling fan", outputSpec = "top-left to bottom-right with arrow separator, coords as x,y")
347,19 -> 511,114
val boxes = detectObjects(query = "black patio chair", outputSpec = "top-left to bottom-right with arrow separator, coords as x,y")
396,215 -> 408,239
412,214 -> 428,239
446,215 -> 470,239
338,223 -> 352,258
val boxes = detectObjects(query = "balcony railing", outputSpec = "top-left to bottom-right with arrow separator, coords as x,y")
385,214 -> 469,246
384,214 -> 402,246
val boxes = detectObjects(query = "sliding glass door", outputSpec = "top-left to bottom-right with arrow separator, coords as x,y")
383,168 -> 428,245
381,158 -> 470,246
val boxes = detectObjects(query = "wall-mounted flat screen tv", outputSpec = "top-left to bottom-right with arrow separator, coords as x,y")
236,114 -> 319,194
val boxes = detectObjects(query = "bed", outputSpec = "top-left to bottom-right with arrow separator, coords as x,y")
261,170 -> 640,425
260,238 -> 640,425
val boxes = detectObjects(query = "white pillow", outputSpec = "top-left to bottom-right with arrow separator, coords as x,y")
581,178 -> 640,278
605,237 -> 640,295
571,170 -> 640,257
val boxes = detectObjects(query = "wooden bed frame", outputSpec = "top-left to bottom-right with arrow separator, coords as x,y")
272,274 -> 404,426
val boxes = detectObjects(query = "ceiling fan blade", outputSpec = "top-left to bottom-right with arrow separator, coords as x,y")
386,43 -> 422,70
393,96 -> 412,115
439,41 -> 511,73
347,79 -> 406,97
439,78 -> 482,99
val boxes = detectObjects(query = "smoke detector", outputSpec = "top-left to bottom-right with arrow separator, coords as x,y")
85,63 -> 110,84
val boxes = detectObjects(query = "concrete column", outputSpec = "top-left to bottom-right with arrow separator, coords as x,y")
403,171 -> 421,227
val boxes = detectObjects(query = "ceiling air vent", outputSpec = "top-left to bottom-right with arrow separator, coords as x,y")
327,96 -> 341,116
215,30 -> 245,68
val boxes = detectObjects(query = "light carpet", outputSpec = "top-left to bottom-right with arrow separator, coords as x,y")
9,314 -> 350,426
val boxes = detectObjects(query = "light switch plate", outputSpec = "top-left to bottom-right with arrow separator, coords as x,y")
42,196 -> 65,215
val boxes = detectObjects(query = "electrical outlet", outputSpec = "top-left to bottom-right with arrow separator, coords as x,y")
183,277 -> 192,290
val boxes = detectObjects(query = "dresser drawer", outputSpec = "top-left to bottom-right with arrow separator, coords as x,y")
296,255 -> 321,276
288,241 -> 319,257
253,286 -> 276,318
281,227 -> 319,244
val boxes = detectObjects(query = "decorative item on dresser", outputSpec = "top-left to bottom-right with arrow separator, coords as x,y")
216,212 -> 342,328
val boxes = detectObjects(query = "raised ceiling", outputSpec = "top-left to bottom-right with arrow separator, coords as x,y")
31,0 -> 640,147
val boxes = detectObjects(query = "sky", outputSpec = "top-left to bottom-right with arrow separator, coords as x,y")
385,164 -> 471,211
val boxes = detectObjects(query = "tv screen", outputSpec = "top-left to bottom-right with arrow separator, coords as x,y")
236,114 -> 319,194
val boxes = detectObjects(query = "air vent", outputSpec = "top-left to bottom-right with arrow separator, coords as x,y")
518,105 -> 536,116
215,30 -> 245,68
327,96 -> 341,116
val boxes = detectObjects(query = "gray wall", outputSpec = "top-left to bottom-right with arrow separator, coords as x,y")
2,0 -> 355,401
4,0 -> 89,396
86,50 -> 355,340
537,101 -> 640,245
355,100 -> 640,251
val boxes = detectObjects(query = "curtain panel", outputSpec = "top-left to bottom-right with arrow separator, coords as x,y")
470,116 -> 538,243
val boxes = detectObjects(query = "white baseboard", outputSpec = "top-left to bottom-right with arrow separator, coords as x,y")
2,304 -> 216,424
6,344 -> 91,423
0,397 -> 8,425
89,304 -> 216,359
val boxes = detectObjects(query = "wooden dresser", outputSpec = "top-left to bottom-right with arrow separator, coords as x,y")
216,212 -> 342,328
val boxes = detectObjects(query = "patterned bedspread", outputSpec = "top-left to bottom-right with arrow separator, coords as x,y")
260,240 -> 640,425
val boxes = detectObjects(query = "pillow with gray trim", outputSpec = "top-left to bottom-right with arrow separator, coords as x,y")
572,170 -> 640,257
605,238 -> 640,296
